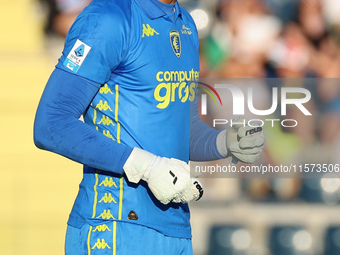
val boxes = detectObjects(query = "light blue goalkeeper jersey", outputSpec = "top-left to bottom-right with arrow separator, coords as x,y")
56,0 -> 200,238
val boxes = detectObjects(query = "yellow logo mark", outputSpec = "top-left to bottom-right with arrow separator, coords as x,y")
154,82 -> 196,109
99,84 -> 113,95
99,177 -> 118,188
142,24 -> 159,37
96,100 -> 113,111
153,69 -> 199,109
93,224 -> 111,232
170,30 -> 181,58
181,25 -> 192,35
98,116 -> 115,126
182,25 -> 190,30
173,37 -> 180,51
103,130 -> 115,141
91,239 -> 111,249
99,193 -> 117,204
96,209 -> 115,220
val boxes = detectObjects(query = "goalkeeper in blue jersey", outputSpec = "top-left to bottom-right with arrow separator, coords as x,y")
34,0 -> 264,254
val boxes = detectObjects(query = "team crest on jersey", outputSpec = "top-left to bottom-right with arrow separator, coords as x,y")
170,30 -> 181,58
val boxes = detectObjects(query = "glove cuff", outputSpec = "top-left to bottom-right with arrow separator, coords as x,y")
216,129 -> 228,157
123,148 -> 156,183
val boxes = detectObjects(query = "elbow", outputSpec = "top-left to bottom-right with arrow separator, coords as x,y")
33,113 -> 52,151
33,122 -> 48,150
34,132 -> 46,150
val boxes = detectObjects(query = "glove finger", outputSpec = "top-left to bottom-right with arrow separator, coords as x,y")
232,152 -> 261,164
238,134 -> 265,149
175,185 -> 194,204
230,117 -> 247,130
149,185 -> 171,205
172,195 -> 183,204
191,178 -> 204,201
229,142 -> 263,154
176,178 -> 204,203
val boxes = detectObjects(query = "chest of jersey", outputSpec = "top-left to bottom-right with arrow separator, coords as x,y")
85,2 -> 200,159
111,4 -> 200,110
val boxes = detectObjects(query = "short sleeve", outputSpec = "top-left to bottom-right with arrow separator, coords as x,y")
56,3 -> 129,84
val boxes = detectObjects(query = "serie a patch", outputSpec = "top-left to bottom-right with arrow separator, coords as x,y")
63,39 -> 91,72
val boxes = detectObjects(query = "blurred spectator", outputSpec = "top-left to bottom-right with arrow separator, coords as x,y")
298,0 -> 326,45
201,0 -> 281,78
267,23 -> 313,78
200,0 -> 340,80
264,0 -> 299,25
39,0 -> 90,37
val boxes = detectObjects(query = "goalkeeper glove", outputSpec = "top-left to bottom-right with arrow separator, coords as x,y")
123,148 -> 203,205
217,118 -> 265,164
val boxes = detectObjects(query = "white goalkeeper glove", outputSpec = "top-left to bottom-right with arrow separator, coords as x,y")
123,148 -> 203,205
217,118 -> 265,164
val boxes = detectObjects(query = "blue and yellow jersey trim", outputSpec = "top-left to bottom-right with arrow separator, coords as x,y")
86,84 -> 124,255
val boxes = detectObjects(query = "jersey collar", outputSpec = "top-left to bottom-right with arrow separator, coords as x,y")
134,0 -> 182,20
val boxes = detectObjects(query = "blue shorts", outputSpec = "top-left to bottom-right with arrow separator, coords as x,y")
65,221 -> 193,255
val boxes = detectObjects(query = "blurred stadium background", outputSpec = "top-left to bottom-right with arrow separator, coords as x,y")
1,0 -> 340,254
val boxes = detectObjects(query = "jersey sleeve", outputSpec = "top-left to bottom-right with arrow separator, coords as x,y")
34,68 -> 133,173
56,3 -> 130,84
190,96 -> 225,161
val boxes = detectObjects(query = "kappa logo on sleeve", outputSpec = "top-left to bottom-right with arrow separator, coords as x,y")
63,39 -> 91,72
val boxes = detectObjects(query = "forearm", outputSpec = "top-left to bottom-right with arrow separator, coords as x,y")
189,97 -> 224,161
190,121 -> 224,161
34,68 -> 132,173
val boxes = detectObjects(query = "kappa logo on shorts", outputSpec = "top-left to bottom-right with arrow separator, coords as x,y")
170,30 -> 181,58
63,39 -> 91,72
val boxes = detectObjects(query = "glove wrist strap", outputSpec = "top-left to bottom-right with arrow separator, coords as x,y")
123,148 -> 156,183
216,129 -> 228,157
